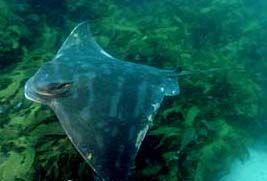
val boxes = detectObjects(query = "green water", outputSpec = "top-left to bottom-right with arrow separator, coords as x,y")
0,0 -> 266,180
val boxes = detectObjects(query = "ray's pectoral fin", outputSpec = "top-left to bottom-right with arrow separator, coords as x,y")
24,20 -> 181,181
50,73 -> 179,180
52,106 -> 152,180
161,74 -> 180,96
56,22 -> 114,60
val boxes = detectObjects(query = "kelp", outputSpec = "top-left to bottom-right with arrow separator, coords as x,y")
0,0 -> 266,180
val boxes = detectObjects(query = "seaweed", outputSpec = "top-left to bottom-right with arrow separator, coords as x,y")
0,0 -> 266,180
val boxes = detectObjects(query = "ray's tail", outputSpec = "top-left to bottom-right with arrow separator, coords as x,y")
175,68 -> 220,76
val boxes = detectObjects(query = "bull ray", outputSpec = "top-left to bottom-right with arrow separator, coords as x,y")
24,22 -> 180,180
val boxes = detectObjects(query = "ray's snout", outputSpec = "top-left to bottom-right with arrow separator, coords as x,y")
24,77 -> 45,104
24,62 -> 73,104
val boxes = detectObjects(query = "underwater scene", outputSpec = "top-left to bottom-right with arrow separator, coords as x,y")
0,0 -> 267,180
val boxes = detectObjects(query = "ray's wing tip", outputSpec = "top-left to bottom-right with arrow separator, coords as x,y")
166,87 -> 180,96
162,78 -> 180,96
74,21 -> 90,31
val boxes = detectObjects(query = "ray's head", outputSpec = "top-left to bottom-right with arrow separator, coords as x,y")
25,61 -> 74,105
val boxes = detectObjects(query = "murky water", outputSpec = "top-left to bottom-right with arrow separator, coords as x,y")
0,0 -> 266,180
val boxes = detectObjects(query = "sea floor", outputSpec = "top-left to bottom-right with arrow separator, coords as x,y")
220,144 -> 267,181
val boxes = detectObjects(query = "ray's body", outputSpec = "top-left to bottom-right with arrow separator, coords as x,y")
24,22 -> 179,180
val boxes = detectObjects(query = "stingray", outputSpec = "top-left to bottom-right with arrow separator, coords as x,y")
24,22 -> 180,181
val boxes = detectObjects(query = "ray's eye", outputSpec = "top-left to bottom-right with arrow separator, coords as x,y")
35,81 -> 73,97
45,82 -> 72,90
